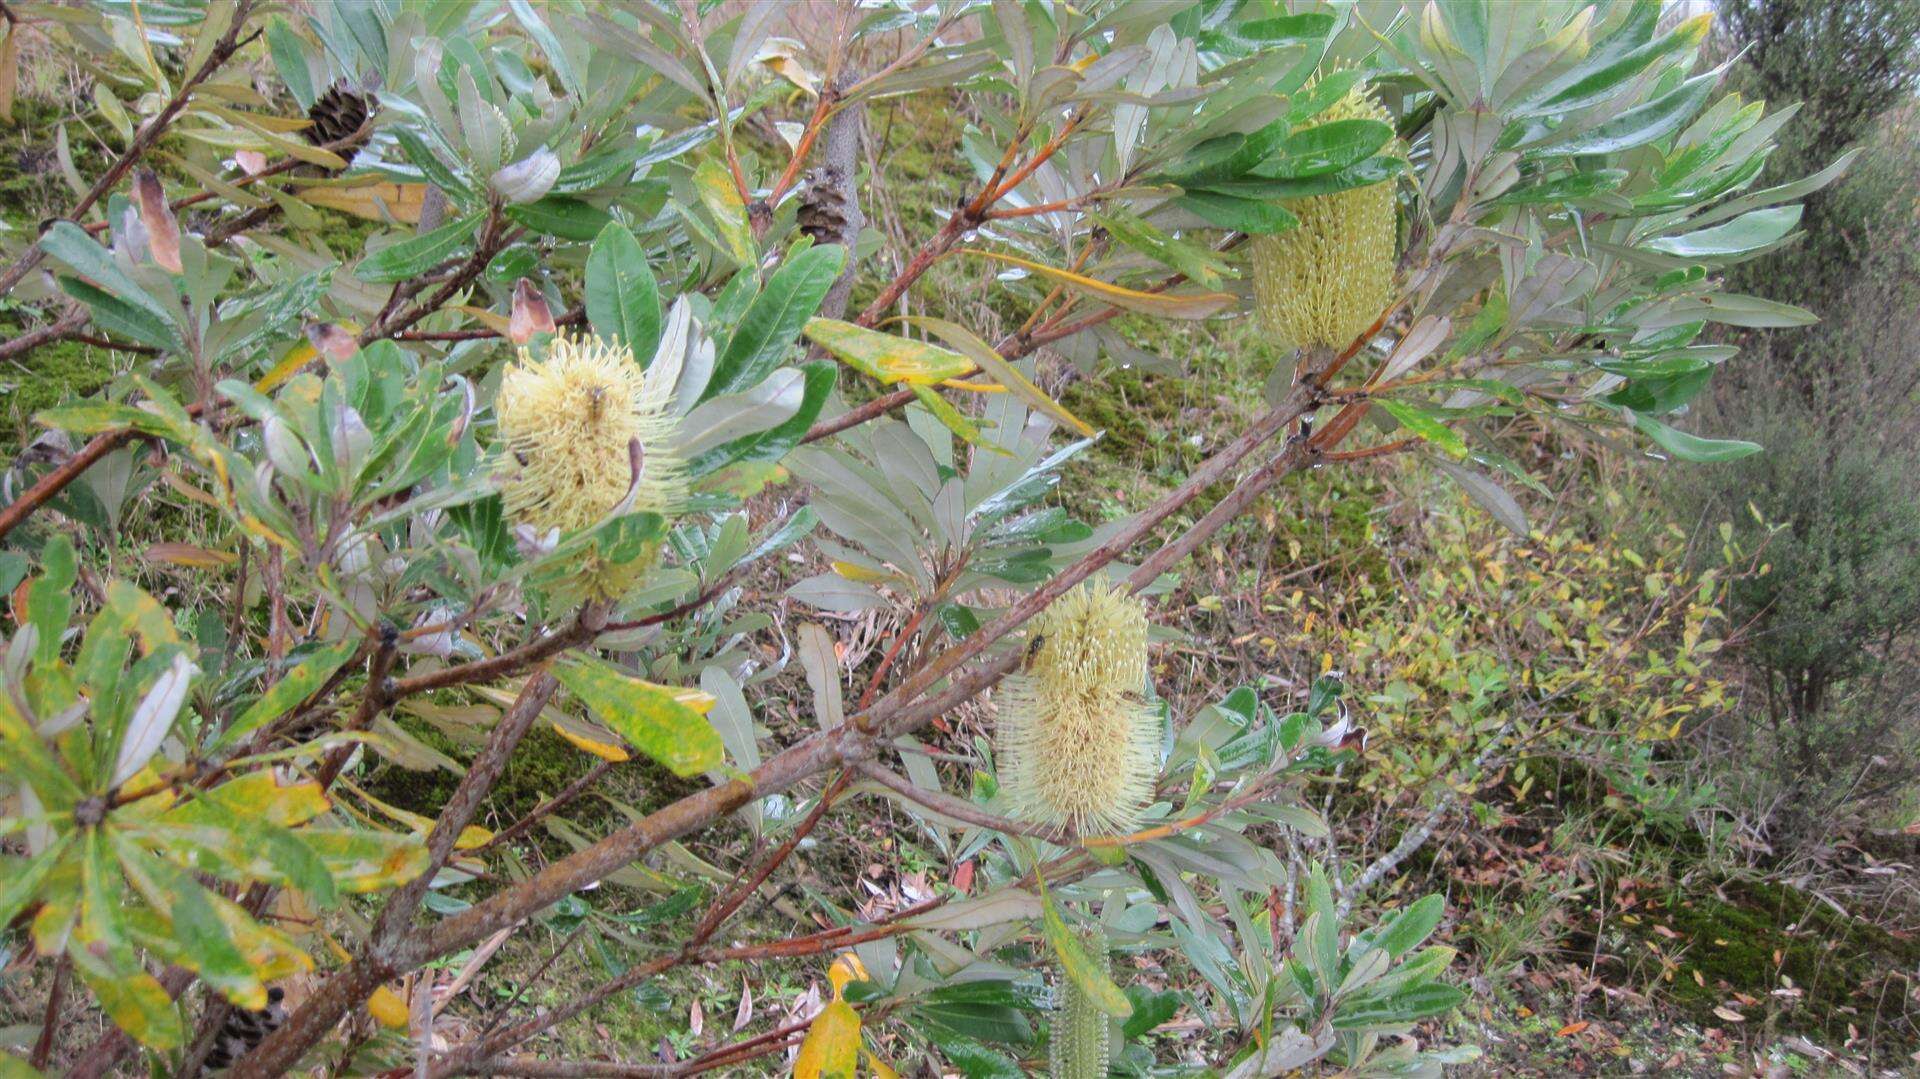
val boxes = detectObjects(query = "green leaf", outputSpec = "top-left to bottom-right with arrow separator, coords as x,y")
218,638 -> 362,748
356,214 -> 482,284
1375,400 -> 1467,458
1176,189 -> 1300,234
1278,118 -> 1393,177
1540,66 -> 1721,157
266,17 -> 315,110
507,0 -> 580,97
1632,413 -> 1760,463
57,277 -> 182,352
585,222 -> 663,361
1331,983 -> 1467,1028
1489,168 -> 1628,206
922,1028 -> 1026,1079
553,658 -> 723,777
707,244 -> 845,401
1644,205 -> 1801,259
688,362 -> 836,476
1120,986 -> 1182,1040
37,221 -> 179,335
1231,13 -> 1336,46
1687,292 -> 1817,328
504,196 -> 614,241
28,535 -> 76,666
0,836 -> 71,930
1373,894 -> 1444,959
1038,883 -> 1131,1019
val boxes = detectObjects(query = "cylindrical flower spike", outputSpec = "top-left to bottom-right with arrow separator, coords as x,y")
493,333 -> 686,600
1249,80 -> 1398,352
1050,926 -> 1114,1079
997,579 -> 1159,836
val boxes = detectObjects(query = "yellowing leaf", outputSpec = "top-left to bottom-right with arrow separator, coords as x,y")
550,716 -> 633,761
862,1048 -> 901,1079
69,948 -> 183,1050
963,250 -> 1235,319
693,157 -> 755,267
301,829 -> 430,893
899,315 -> 1095,435
455,305 -> 513,338
1039,881 -> 1131,1019
144,542 -> 237,568
368,985 -> 410,1028
827,951 -> 869,995
554,658 -> 724,777
802,318 -> 974,385
831,561 -> 903,585
254,319 -> 362,393
792,997 -> 859,1079
294,181 -> 431,224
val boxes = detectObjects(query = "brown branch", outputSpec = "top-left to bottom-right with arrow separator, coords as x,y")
688,770 -> 850,946
29,954 -> 68,1069
857,761 -> 1065,841
0,307 -> 86,362
233,365 -> 1335,1078
371,667 -> 566,947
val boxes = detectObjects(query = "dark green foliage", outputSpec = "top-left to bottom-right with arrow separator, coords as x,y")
1677,0 -> 1920,838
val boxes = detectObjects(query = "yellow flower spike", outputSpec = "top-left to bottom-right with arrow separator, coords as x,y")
1249,79 -> 1398,351
996,579 -> 1159,836
494,333 -> 688,601
495,333 -> 686,534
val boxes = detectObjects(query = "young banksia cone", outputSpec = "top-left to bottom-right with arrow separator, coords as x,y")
997,579 -> 1158,836
1050,926 -> 1114,1079
1249,80 -> 1397,351
493,334 -> 686,599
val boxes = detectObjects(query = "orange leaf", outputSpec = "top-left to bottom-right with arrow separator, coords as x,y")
1556,1021 -> 1589,1037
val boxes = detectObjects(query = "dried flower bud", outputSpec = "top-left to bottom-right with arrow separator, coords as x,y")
509,278 -> 556,344
997,579 -> 1158,836
1249,80 -> 1397,351
491,146 -> 561,205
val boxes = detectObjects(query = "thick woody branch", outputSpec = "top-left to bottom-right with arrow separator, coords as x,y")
232,363 -> 1337,1078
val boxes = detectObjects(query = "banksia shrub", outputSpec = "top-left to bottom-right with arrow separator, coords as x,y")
1050,926 -> 1114,1079
1249,80 -> 1397,351
997,579 -> 1158,835
493,333 -> 686,599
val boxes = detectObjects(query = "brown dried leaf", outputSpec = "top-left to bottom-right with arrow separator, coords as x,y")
134,169 -> 182,273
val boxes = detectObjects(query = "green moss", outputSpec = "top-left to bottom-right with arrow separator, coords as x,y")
0,327 -> 119,451
1640,879 -> 1920,1050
